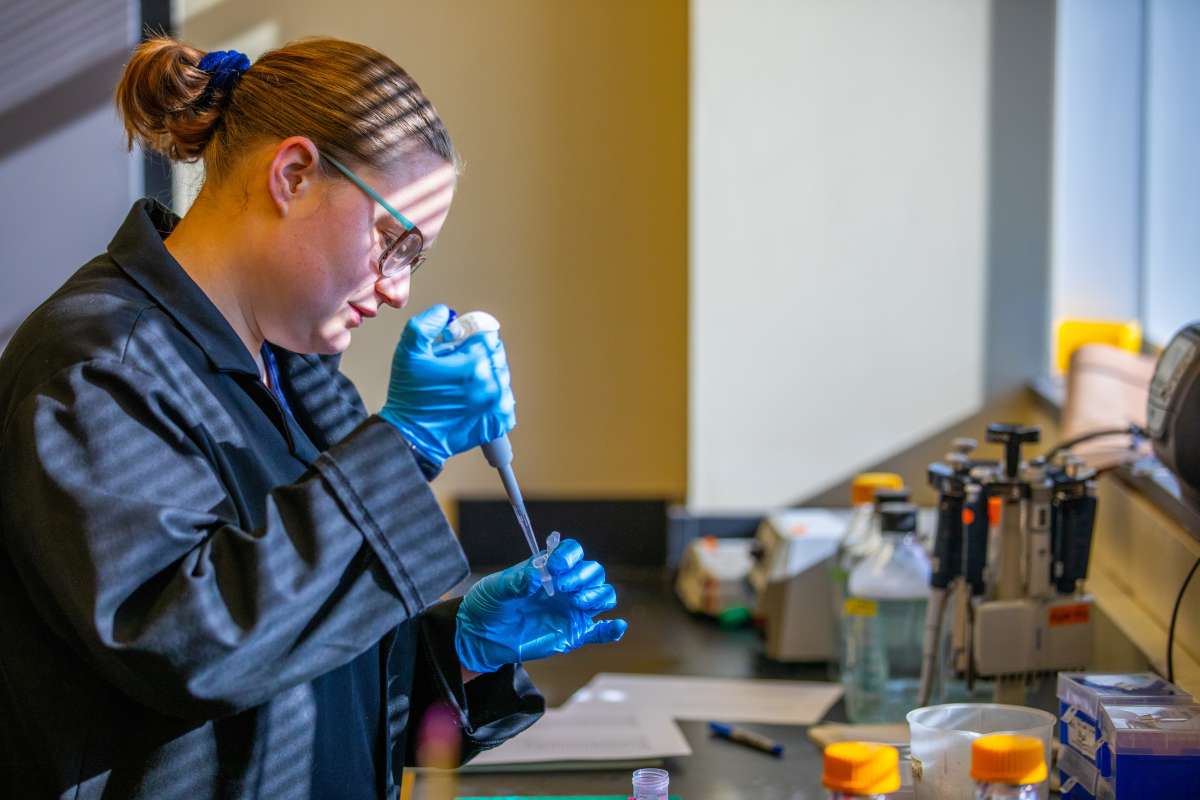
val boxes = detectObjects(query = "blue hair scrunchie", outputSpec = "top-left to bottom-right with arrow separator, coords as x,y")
196,49 -> 250,105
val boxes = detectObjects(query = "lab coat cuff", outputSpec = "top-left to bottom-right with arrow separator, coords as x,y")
419,599 -> 544,753
314,416 -> 468,614
409,443 -> 443,482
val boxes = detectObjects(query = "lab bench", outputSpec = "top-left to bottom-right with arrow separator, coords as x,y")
419,567 -> 849,799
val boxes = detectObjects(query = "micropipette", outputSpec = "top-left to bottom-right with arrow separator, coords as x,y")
436,310 -> 556,595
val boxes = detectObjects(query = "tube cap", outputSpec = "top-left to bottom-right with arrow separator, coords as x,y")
970,734 -> 1047,785
878,501 -> 918,534
850,473 -> 904,506
822,742 -> 901,795
872,488 -> 911,508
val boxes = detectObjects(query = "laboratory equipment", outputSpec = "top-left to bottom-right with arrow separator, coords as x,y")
917,422 -> 1102,708
674,536 -> 755,620
1147,320 -> 1200,514
631,767 -> 669,800
838,475 -> 906,586
841,502 -> 931,722
906,703 -> 1054,800
750,509 -> 851,662
970,734 -> 1047,800
1054,673 -> 1193,799
1056,672 -> 1191,769
822,741 -> 901,800
438,310 -> 554,595
1096,702 -> 1200,800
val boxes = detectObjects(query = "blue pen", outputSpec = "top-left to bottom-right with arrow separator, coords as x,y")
708,721 -> 785,757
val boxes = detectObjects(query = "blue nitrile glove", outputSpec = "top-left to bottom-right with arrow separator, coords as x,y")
379,304 -> 516,467
455,538 -> 629,674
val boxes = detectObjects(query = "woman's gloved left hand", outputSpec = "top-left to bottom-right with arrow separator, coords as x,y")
455,537 -> 628,674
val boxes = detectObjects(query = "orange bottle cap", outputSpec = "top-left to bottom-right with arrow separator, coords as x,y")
850,473 -> 904,506
971,734 -> 1047,785
822,742 -> 901,795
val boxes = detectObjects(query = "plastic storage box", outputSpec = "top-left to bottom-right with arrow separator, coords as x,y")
1056,673 -> 1191,765
1098,703 -> 1200,799
1057,743 -> 1101,800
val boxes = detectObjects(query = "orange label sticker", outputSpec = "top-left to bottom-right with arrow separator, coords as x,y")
1049,603 -> 1091,627
987,496 -> 1003,526
962,508 -> 976,526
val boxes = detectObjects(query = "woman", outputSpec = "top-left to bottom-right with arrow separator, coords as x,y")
0,37 -> 626,799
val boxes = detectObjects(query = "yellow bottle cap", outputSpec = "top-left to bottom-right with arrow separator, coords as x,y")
822,742 -> 901,795
849,473 -> 904,506
970,734 -> 1047,785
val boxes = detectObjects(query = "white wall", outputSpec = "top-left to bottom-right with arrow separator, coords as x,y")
689,0 -> 989,509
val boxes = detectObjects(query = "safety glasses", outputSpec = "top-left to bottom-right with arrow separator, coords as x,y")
321,153 -> 427,278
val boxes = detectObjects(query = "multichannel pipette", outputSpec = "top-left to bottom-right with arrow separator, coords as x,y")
437,311 -> 556,596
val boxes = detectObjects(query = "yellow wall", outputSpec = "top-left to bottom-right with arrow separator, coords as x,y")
182,1 -> 689,513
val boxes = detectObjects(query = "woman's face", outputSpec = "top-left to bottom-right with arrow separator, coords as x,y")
258,147 -> 457,355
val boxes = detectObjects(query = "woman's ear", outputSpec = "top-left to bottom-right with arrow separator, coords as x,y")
266,136 -> 322,216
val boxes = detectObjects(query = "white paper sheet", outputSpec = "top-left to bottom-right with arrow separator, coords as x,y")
564,672 -> 843,725
465,706 -> 692,769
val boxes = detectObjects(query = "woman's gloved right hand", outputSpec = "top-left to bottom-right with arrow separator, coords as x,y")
379,304 -> 515,467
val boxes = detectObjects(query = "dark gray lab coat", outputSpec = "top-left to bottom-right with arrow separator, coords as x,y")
0,200 -> 543,799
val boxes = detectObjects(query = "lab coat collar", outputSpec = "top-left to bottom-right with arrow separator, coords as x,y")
107,199 -> 261,376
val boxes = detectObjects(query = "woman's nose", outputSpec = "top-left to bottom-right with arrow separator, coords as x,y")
375,274 -> 410,309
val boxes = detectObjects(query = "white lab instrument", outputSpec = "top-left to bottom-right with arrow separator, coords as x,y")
749,509 -> 851,662
674,536 -> 755,618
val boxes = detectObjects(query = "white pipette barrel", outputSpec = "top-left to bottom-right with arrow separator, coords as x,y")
441,311 -> 555,595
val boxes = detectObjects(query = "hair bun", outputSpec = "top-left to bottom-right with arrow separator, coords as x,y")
115,37 -> 230,162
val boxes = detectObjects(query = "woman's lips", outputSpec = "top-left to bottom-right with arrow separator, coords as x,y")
347,302 -> 377,327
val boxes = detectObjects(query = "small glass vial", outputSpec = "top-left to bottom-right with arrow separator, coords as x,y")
822,741 -> 900,799
631,767 -> 669,800
971,734 -> 1047,799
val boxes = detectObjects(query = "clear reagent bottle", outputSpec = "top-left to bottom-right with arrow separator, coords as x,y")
971,733 -> 1047,799
822,741 -> 901,800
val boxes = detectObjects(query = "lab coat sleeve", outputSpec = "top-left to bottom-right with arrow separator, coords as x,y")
393,599 -> 544,772
0,358 -> 468,722
311,352 -> 442,481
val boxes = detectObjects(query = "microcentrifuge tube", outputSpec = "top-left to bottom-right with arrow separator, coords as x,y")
535,531 -> 561,596
632,767 -> 669,800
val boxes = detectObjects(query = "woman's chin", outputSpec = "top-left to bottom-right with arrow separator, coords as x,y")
311,323 -> 353,355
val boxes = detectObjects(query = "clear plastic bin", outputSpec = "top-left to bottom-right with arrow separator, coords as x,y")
1098,703 -> 1200,797
1056,673 -> 1191,765
906,703 -> 1054,800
